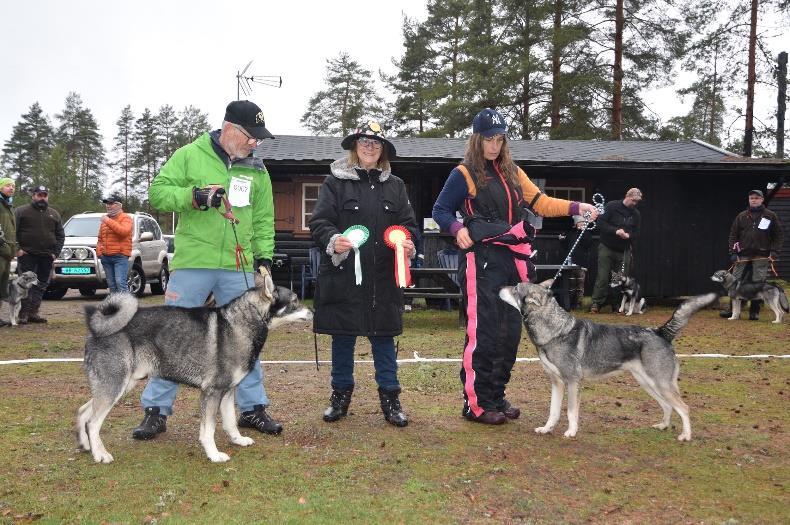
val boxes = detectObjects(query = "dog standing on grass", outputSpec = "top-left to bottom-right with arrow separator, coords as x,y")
76,269 -> 312,464
500,280 -> 718,441
3,271 -> 38,326
711,269 -> 788,324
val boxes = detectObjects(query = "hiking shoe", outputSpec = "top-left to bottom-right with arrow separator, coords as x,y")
238,405 -> 283,435
719,311 -> 733,318
132,407 -> 167,440
27,314 -> 47,324
463,406 -> 507,425
498,399 -> 521,420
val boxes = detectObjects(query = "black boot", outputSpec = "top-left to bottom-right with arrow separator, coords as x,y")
26,287 -> 47,323
323,386 -> 353,422
719,299 -> 733,318
132,407 -> 167,440
748,300 -> 762,321
378,387 -> 408,427
238,405 -> 283,435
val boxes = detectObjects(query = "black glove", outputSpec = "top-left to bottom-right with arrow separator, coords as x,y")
729,253 -> 738,262
254,258 -> 272,273
193,187 -> 225,210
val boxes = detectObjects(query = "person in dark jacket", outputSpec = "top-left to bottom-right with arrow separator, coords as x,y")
309,121 -> 418,428
589,187 -> 642,313
432,108 -> 599,425
719,189 -> 784,320
0,177 -> 17,326
14,185 -> 65,324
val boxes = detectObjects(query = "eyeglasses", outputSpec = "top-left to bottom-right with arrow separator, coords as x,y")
358,137 -> 382,150
233,124 -> 262,146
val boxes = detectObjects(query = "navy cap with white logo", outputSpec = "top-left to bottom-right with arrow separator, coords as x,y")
472,108 -> 507,137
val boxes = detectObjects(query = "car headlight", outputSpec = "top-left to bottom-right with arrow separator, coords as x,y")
60,248 -> 73,260
74,248 -> 90,261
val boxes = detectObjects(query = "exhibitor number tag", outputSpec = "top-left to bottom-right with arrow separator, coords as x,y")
228,177 -> 252,207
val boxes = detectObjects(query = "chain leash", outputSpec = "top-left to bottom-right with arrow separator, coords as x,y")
553,193 -> 605,282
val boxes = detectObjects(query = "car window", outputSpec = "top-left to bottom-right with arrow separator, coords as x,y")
149,219 -> 162,240
64,217 -> 102,236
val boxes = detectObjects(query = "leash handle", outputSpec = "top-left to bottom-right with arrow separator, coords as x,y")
553,193 -> 606,282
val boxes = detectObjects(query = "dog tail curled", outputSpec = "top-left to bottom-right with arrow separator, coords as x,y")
656,293 -> 718,343
84,293 -> 138,337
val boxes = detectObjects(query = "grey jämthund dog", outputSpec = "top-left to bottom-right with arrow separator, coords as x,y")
609,270 -> 646,316
500,281 -> 718,441
711,269 -> 788,324
76,270 -> 312,464
4,271 -> 38,326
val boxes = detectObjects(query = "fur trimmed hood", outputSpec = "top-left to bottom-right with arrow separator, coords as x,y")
330,158 -> 391,182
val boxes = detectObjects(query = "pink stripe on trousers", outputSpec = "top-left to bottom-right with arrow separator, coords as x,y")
461,251 -> 483,417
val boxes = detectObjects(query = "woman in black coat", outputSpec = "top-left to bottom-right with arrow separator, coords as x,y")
308,121 -> 418,427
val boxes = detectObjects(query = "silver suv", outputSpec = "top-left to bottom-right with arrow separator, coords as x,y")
46,211 -> 169,299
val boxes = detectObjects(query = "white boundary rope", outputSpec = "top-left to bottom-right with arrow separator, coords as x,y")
1,352 -> 787,366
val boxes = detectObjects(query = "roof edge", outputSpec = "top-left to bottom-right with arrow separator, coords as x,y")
690,138 -> 740,157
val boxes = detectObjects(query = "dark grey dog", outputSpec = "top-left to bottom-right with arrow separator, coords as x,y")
500,281 -> 717,441
711,269 -> 788,324
4,271 -> 39,326
76,270 -> 312,464
609,270 -> 646,316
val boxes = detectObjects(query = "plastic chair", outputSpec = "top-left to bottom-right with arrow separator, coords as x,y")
437,248 -> 460,310
300,247 -> 321,299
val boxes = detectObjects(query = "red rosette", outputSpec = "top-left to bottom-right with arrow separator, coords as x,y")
383,225 -> 412,288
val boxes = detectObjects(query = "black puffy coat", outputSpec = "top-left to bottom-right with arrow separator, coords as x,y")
309,159 -> 418,336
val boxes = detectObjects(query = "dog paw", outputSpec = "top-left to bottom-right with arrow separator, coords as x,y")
534,426 -> 554,434
563,429 -> 577,438
93,451 -> 114,464
727,317 -> 737,321
652,422 -> 669,430
232,436 -> 254,447
677,433 -> 691,442
208,451 -> 231,463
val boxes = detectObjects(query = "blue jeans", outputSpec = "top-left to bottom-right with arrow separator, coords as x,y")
101,254 -> 129,293
331,335 -> 400,391
140,268 -> 269,415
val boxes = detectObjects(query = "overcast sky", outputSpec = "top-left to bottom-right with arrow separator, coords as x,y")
0,0 -> 785,158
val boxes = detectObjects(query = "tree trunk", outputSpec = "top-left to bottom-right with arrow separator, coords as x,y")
743,0 -> 757,157
710,42 -> 719,142
612,0 -> 624,140
777,52 -> 787,158
550,0 -> 563,133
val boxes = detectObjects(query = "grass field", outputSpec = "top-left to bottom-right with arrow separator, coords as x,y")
0,291 -> 787,524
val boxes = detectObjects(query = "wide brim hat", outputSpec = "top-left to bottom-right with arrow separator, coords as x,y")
341,121 -> 396,157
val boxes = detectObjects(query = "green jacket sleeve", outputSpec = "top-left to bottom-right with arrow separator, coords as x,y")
149,147 -> 197,213
251,167 -> 274,260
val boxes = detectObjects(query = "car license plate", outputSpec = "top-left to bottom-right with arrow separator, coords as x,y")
61,267 -> 92,275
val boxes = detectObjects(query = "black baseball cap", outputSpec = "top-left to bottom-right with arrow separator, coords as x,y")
32,185 -> 48,195
748,189 -> 763,198
224,100 -> 274,140
101,192 -> 124,204
472,108 -> 507,137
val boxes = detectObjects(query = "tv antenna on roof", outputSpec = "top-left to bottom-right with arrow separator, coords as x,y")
236,60 -> 282,100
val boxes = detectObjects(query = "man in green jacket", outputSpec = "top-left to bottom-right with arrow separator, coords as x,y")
0,177 -> 17,327
133,100 -> 283,440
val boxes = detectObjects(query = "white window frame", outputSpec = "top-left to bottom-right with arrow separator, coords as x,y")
301,183 -> 322,230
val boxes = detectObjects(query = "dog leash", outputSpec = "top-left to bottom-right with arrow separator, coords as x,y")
216,195 -> 250,289
553,193 -> 605,281
728,256 -> 779,277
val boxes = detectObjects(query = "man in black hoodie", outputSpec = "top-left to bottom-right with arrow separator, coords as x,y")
590,188 -> 642,313
14,186 -> 64,324
719,189 -> 783,320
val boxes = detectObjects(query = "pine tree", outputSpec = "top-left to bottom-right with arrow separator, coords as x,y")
156,105 -> 179,161
175,105 -> 211,148
54,92 -> 105,196
130,108 -> 160,201
301,52 -> 386,136
1,102 -> 55,189
111,105 -> 135,200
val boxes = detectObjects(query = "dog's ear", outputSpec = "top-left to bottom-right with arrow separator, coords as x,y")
538,279 -> 554,289
527,285 -> 554,307
253,266 -> 275,301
